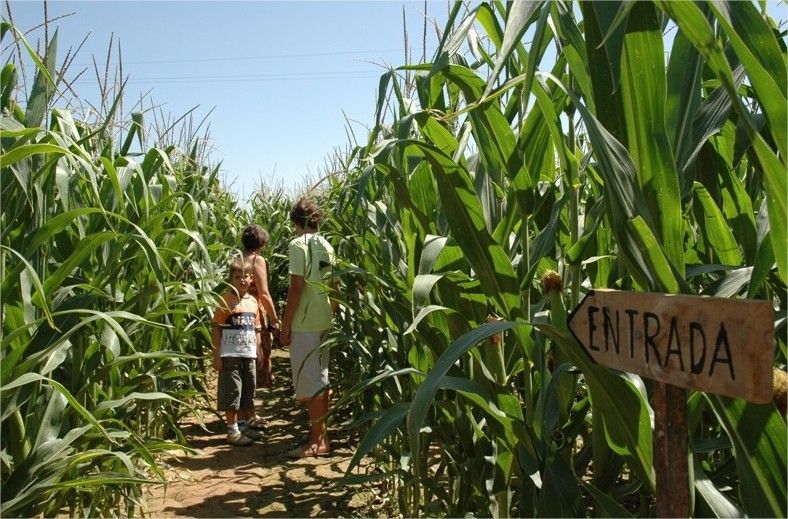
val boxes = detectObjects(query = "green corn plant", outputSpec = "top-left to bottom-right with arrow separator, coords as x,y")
1,23 -> 243,516
326,1 -> 785,517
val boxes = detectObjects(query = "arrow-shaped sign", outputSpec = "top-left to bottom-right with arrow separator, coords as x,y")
567,289 -> 774,403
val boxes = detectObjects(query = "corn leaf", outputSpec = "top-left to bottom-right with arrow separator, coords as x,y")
408,320 -> 516,477
706,395 -> 787,518
692,182 -> 743,266
620,2 -> 684,274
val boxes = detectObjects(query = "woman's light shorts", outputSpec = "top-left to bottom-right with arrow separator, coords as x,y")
289,331 -> 329,399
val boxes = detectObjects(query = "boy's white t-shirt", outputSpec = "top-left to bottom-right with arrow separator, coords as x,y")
212,292 -> 259,358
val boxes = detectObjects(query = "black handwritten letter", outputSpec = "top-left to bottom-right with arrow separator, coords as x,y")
689,322 -> 706,374
603,307 -> 620,354
644,312 -> 662,366
588,306 -> 600,351
664,317 -> 685,371
626,309 -> 639,359
709,323 -> 735,380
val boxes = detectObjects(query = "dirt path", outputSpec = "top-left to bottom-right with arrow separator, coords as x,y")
142,349 -> 378,518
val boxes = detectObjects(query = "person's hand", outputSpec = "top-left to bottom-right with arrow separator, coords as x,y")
266,320 -> 280,333
279,326 -> 291,348
213,356 -> 222,371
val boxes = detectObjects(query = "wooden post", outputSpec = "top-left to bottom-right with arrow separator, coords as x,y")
653,382 -> 690,518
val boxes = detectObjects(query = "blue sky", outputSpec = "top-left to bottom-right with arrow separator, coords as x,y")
5,2 -> 785,202
5,1 -> 449,200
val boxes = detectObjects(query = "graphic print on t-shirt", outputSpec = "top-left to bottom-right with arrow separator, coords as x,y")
219,311 -> 257,358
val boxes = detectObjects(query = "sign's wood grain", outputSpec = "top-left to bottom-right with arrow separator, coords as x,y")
567,289 -> 775,403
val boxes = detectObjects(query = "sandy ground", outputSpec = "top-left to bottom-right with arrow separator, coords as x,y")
141,349 -> 382,518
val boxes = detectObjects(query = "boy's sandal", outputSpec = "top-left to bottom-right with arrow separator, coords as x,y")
226,431 -> 254,446
247,416 -> 266,430
286,443 -> 332,459
242,427 -> 265,440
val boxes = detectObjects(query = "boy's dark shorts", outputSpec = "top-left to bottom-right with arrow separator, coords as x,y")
217,357 -> 256,411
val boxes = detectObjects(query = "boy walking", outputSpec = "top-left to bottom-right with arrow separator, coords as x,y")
212,258 -> 265,446
279,197 -> 336,458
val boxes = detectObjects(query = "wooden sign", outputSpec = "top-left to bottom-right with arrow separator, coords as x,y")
568,289 -> 775,403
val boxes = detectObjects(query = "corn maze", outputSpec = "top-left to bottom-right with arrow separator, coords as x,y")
2,1 -> 786,517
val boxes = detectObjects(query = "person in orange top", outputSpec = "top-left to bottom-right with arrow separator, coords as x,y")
212,258 -> 264,446
242,224 -> 280,389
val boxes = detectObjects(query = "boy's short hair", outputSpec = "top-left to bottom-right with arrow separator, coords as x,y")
241,224 -> 269,251
289,197 -> 322,230
228,257 -> 253,278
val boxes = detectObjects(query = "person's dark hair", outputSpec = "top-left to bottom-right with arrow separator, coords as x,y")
289,197 -> 322,231
242,224 -> 269,251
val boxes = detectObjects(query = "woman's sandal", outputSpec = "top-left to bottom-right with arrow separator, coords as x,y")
286,443 -> 332,458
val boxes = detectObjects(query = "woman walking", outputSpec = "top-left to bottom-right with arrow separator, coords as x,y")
241,225 -> 280,400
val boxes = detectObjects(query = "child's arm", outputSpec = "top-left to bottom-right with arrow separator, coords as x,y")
211,324 -> 222,371
255,308 -> 263,350
279,274 -> 304,347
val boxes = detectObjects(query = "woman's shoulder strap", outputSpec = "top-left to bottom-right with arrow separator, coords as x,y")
251,252 -> 267,268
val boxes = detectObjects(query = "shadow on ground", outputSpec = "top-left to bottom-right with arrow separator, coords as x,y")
143,350 -> 371,518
